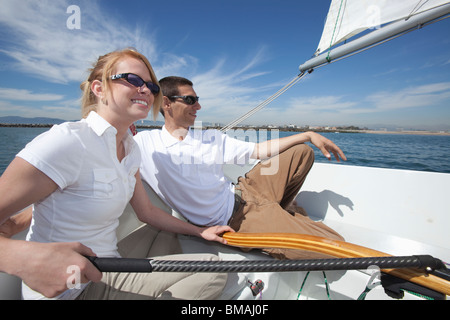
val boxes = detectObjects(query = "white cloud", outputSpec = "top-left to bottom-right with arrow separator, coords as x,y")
0,88 -> 63,101
156,54 -> 200,78
0,99 -> 81,120
281,82 -> 450,121
0,0 -> 158,84
366,82 -> 450,111
227,82 -> 450,128
181,47 -> 276,124
0,0 -> 274,122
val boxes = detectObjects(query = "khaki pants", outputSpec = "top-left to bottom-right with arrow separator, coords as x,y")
229,144 -> 344,260
77,225 -> 227,300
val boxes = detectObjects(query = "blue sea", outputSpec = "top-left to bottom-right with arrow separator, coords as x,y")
1,126 -> 449,174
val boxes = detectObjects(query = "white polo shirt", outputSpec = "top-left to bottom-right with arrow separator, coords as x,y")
134,126 -> 255,226
17,111 -> 140,258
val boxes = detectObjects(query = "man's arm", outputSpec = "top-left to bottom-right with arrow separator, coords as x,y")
252,131 -> 347,162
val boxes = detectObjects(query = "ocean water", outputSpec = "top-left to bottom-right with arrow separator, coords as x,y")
0,127 -> 49,174
281,131 -> 450,174
1,126 -> 449,174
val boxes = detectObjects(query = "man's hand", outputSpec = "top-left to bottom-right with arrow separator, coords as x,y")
307,131 -> 347,162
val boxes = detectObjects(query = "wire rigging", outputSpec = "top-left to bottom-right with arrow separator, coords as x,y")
220,72 -> 307,133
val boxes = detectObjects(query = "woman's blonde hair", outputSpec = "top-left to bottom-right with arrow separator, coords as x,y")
80,48 -> 162,120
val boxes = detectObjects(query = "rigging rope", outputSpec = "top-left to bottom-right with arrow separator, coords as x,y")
220,72 -> 307,133
326,0 -> 345,62
408,0 -> 431,20
296,271 -> 331,300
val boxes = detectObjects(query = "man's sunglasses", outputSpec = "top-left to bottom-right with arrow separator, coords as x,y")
169,95 -> 200,105
111,73 -> 160,95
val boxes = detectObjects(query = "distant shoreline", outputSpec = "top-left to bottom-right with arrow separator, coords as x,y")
361,130 -> 450,136
0,123 -> 56,128
1,123 -> 449,136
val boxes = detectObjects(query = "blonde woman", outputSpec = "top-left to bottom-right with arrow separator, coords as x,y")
0,49 -> 231,300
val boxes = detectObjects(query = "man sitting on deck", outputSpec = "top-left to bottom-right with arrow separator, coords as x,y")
134,76 -> 347,260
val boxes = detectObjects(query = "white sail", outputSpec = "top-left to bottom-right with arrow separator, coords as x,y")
317,0 -> 450,55
300,0 -> 450,72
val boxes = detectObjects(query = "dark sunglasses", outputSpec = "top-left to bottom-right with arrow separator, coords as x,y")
111,73 -> 160,95
169,95 -> 200,105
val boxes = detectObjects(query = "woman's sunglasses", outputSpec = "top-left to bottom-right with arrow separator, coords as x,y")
111,73 -> 160,95
169,95 -> 200,105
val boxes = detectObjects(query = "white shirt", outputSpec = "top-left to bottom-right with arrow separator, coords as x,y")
134,126 -> 255,226
17,112 -> 141,299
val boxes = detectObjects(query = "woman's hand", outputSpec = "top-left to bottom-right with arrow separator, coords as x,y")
199,225 -> 235,244
0,207 -> 32,238
7,240 -> 103,298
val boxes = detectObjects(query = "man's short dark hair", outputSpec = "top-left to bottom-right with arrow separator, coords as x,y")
159,76 -> 193,117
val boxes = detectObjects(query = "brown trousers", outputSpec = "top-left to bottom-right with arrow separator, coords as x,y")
229,144 -> 344,260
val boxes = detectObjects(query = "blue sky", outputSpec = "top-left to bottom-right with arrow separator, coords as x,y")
0,0 -> 449,130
